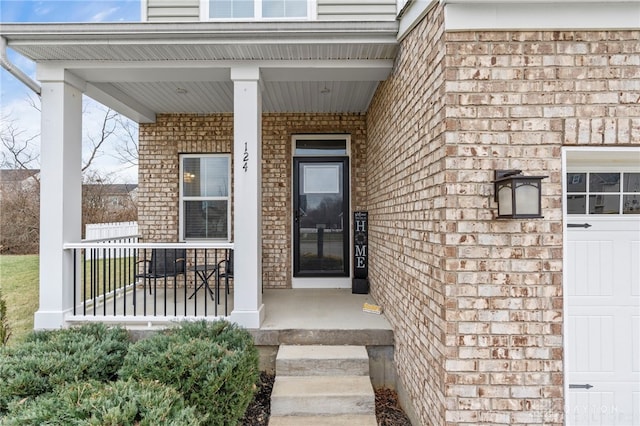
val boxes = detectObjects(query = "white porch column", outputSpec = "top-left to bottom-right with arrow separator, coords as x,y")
34,70 -> 84,329
230,65 -> 265,328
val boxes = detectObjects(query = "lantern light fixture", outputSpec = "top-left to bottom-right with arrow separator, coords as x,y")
494,170 -> 547,219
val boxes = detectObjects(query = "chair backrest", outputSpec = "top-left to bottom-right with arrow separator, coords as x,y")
149,248 -> 186,276
226,250 -> 234,275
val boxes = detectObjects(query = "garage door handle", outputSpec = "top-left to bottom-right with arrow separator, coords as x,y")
568,223 -> 592,228
569,384 -> 594,389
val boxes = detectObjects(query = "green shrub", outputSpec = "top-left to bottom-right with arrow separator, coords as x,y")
1,379 -> 203,426
119,320 -> 259,426
0,323 -> 129,413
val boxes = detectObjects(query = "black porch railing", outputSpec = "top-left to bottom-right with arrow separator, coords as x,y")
66,240 -> 234,319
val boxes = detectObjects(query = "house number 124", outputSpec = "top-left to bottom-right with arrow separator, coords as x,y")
243,143 -> 249,172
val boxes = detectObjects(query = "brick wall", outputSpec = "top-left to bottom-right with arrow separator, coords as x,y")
367,4 -> 448,425
138,114 -> 233,242
139,112 -> 367,289
367,4 -> 639,426
442,28 -> 638,426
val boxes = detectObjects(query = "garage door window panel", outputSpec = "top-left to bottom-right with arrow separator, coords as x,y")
567,172 -> 640,215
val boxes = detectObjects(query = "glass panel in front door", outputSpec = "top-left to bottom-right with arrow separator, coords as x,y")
294,158 -> 349,277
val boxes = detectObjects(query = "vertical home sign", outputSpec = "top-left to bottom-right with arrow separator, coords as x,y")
353,211 -> 369,294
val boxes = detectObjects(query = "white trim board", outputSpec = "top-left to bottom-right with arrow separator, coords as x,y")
443,2 -> 640,31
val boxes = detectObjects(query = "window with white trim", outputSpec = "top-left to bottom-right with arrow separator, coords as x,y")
208,0 -> 309,19
180,154 -> 231,240
566,172 -> 640,214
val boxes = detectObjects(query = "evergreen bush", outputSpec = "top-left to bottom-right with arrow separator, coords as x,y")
119,320 -> 259,426
0,323 -> 129,413
1,379 -> 203,426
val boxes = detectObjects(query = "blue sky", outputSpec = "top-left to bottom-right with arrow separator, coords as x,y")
1,0 -> 141,182
1,0 -> 141,101
0,0 -> 140,23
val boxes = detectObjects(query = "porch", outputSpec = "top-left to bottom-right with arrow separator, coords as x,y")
62,240 -> 392,340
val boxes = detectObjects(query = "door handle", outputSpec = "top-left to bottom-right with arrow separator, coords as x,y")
568,223 -> 592,228
569,384 -> 593,390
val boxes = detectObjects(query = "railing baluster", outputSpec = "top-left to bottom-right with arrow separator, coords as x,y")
132,246 -> 137,316
82,249 -> 87,316
66,240 -> 232,321
121,246 -> 125,316
73,249 -> 77,315
193,248 -> 198,317
143,248 -> 147,317
102,248 -> 107,316
225,248 -> 229,317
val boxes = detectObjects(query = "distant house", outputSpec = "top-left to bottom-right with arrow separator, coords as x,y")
82,183 -> 138,210
2,1 -> 639,425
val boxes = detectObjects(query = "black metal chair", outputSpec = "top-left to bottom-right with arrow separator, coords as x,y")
215,249 -> 233,301
136,248 -> 186,294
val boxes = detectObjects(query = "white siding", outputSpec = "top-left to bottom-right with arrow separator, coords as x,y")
147,0 -> 200,22
317,0 -> 397,21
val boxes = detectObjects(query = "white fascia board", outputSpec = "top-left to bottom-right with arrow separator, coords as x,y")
141,0 -> 148,22
444,1 -> 640,30
398,0 -> 439,41
86,82 -> 156,124
0,21 -> 399,43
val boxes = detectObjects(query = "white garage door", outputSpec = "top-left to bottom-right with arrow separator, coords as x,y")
566,167 -> 640,426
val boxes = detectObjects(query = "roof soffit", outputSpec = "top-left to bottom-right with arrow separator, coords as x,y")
1,21 -> 399,119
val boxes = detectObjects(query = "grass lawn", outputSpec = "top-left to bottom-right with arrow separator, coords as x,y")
0,255 -> 39,345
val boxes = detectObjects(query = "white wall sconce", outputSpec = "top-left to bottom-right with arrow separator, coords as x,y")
494,170 -> 547,219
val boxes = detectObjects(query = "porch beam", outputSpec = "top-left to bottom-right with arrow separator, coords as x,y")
51,59 -> 392,83
230,64 -> 265,329
34,72 -> 84,329
86,82 -> 157,124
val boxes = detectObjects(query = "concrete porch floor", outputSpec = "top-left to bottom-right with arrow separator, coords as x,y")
255,289 -> 394,346
73,287 -> 393,346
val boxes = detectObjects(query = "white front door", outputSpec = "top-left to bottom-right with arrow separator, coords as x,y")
565,155 -> 640,426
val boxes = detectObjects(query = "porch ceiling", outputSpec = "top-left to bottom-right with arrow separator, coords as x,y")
1,22 -> 399,122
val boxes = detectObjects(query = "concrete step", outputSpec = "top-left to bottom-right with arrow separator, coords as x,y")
269,414 -> 378,426
276,344 -> 370,376
271,375 -> 375,416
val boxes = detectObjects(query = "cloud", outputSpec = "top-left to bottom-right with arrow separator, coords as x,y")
90,7 -> 119,23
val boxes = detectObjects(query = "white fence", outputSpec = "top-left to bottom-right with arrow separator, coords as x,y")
84,221 -> 139,259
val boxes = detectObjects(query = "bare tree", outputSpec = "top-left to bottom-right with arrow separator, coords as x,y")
1,96 -> 139,254
82,107 -> 119,172
0,182 -> 39,254
113,115 -> 139,168
0,115 -> 40,178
